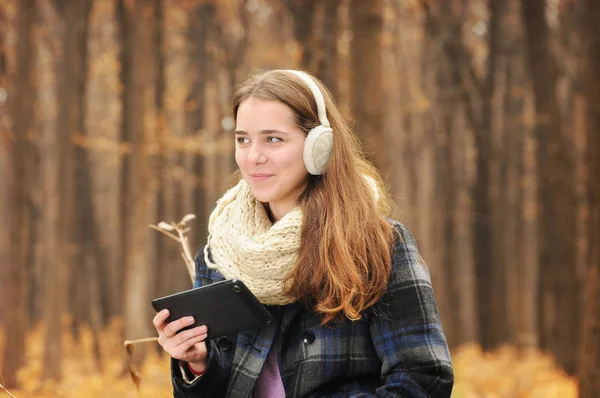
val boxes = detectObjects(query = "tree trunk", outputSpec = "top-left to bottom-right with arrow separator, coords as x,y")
69,0 -> 106,369
1,0 -> 34,388
38,0 -> 63,379
349,0 -> 388,176
154,0 -> 180,298
521,0 -> 579,374
121,0 -> 155,361
283,0 -> 317,72
39,0 -> 84,381
158,5 -> 192,296
578,0 -> 600,394
472,0 -> 511,350
0,1 -> 11,327
87,0 -> 123,321
188,4 -> 211,254
501,20 -> 535,349
316,0 -> 338,97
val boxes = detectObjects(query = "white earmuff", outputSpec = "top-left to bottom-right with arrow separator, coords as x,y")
286,70 -> 334,175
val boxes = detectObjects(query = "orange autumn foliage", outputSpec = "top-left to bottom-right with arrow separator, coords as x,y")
452,344 -> 578,397
0,323 -> 578,397
1,320 -> 171,398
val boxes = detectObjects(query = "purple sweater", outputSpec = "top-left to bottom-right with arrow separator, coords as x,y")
253,343 -> 285,397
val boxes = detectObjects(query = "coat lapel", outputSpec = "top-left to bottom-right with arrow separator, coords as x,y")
226,303 -> 305,397
226,314 -> 278,397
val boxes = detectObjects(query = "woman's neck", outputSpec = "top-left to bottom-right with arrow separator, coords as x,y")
264,203 -> 276,223
264,202 -> 296,223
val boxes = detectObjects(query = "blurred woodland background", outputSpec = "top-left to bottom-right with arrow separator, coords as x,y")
0,0 -> 599,397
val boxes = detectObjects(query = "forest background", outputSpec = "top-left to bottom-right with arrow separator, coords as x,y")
0,0 -> 599,397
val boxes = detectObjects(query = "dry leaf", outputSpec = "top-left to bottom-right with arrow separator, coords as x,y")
157,221 -> 175,231
124,342 -> 142,391
181,214 -> 196,224
123,337 -> 158,392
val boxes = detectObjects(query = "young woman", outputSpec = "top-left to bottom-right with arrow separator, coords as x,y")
153,69 -> 454,397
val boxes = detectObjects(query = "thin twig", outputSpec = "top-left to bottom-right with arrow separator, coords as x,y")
123,337 -> 159,346
0,365 -> 16,398
149,214 -> 197,282
176,228 -> 195,279
0,381 -> 17,398
148,224 -> 181,243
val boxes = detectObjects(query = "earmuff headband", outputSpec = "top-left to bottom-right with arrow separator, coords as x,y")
286,70 -> 331,129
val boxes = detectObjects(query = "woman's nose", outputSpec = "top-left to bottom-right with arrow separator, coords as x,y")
248,143 -> 266,164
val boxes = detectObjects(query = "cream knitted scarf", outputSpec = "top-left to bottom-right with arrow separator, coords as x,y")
204,179 -> 302,305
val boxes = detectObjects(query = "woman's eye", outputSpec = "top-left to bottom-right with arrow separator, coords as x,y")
236,137 -> 249,144
267,136 -> 282,143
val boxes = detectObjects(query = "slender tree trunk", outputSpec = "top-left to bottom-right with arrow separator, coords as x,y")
473,0 -> 511,350
58,0 -> 88,335
420,3 -> 457,348
0,1 -> 11,327
154,0 -> 180,297
1,0 -> 34,388
316,0 -> 338,97
38,0 -> 63,379
349,0 -> 388,176
40,0 -> 84,380
502,22 -> 535,349
438,111 -> 459,348
521,0 -> 579,374
159,5 -> 191,295
283,0 -> 317,72
578,0 -> 600,394
121,0 -> 155,361
69,0 -> 105,369
188,4 -> 211,252
87,0 -> 122,321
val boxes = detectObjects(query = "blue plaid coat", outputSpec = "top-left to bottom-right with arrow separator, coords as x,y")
171,222 -> 453,397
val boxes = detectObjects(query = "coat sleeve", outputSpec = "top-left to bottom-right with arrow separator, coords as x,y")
368,222 -> 454,398
171,248 -> 232,398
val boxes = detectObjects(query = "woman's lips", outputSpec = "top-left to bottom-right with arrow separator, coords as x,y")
250,174 -> 273,182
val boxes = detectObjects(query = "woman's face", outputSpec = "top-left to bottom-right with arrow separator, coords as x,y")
235,98 -> 309,221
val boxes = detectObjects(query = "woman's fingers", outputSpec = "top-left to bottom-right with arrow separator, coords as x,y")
152,309 -> 170,333
162,316 -> 195,338
159,325 -> 208,354
173,334 -> 208,361
153,310 -> 209,363
169,325 -> 207,348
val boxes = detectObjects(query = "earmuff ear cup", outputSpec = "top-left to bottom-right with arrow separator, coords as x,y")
303,125 -> 334,175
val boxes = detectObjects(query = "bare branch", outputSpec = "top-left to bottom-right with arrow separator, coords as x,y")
123,337 -> 159,345
148,224 -> 181,242
149,214 -> 197,282
0,381 -> 17,398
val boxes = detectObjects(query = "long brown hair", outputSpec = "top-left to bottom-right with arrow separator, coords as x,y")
232,70 -> 396,324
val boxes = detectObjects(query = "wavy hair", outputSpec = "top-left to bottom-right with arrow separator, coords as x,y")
232,70 -> 396,324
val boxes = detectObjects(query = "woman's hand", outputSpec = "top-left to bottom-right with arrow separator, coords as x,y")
153,309 -> 209,370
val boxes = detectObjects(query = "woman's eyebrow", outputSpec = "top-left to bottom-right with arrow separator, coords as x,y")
234,129 -> 289,135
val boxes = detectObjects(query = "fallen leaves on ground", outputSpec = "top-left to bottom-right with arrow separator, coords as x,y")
452,344 -> 578,397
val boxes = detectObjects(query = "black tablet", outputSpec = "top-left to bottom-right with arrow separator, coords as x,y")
151,279 -> 274,340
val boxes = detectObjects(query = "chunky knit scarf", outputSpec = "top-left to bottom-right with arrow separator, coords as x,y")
204,179 -> 302,305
